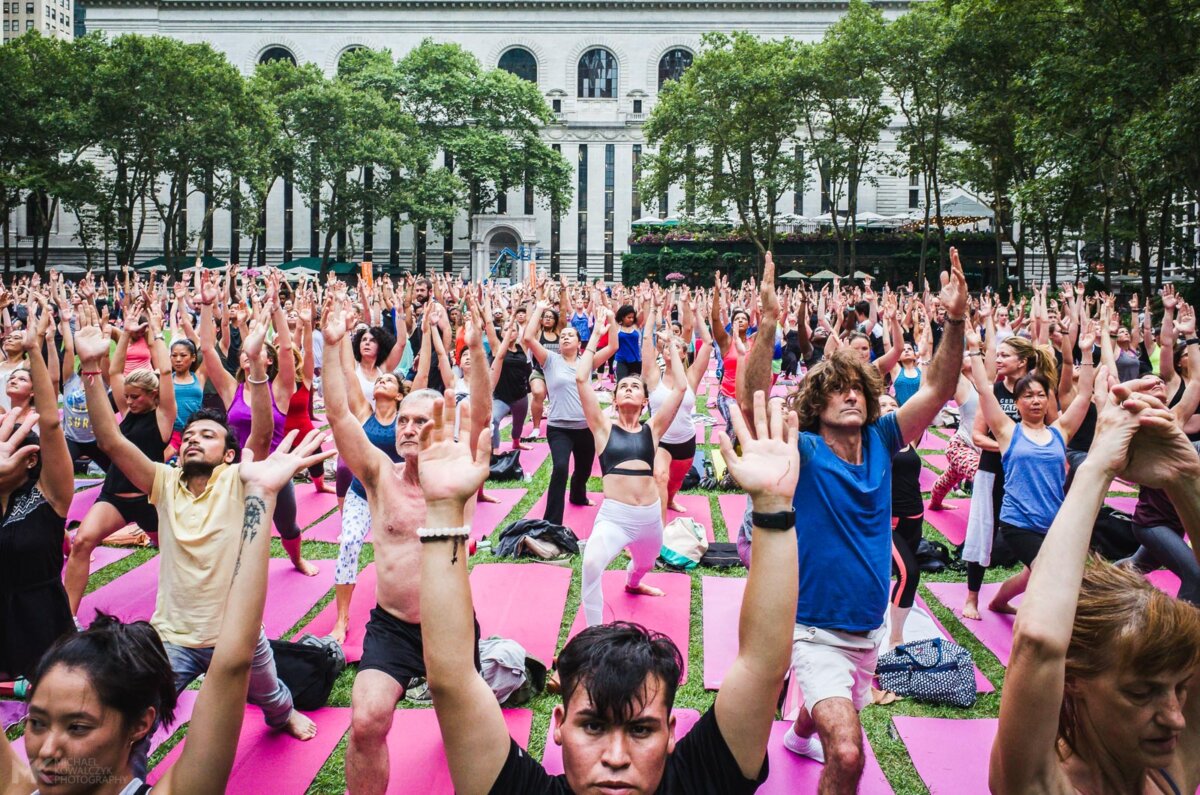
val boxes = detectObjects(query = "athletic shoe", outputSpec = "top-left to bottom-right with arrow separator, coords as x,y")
783,727 -> 825,763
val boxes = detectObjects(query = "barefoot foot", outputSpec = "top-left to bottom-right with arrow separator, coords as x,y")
989,600 -> 1017,615
282,710 -> 317,740
668,500 -> 687,513
330,621 -> 348,645
478,492 -> 501,504
295,559 -> 320,577
625,583 -> 665,597
962,603 -> 982,621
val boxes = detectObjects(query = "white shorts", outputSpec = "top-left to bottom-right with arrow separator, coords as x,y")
790,624 -> 885,712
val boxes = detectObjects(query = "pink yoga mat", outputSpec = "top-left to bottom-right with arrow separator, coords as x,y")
717,493 -> 748,540
78,556 -> 162,627
10,691 -> 197,759
919,430 -> 951,450
922,453 -> 949,472
1105,495 -> 1139,514
150,705 -> 351,792
295,564 -> 377,662
303,511 -> 344,543
702,576 -> 745,690
566,571 -> 691,682
542,709 -> 703,774
1148,568 -> 1182,597
893,716 -> 996,794
525,491 -> 605,539
912,594 -> 994,693
518,419 -> 548,439
925,582 -> 1016,667
67,485 -> 102,524
82,545 -> 134,575
370,708 -> 532,794
294,488 -> 338,529
471,488 -> 528,541
470,563 -> 572,665
1,699 -> 26,729
761,722 -> 893,794
919,468 -> 937,492
924,499 -> 970,546
74,477 -> 103,490
515,443 -> 552,477
667,493 -> 715,541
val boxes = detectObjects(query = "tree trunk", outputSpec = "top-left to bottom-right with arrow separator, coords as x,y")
1137,207 -> 1152,298
1155,193 -> 1172,290
1101,189 -> 1112,292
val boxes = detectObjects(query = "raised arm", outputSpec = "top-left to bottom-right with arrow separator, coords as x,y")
965,330 -> 1015,450
736,253 -> 780,427
648,337 -> 687,440
576,315 -> 613,437
108,312 -> 137,413
463,297 -> 491,456
158,431 -> 333,795
688,302 -> 714,393
522,300 -> 551,366
198,273 -> 237,405
412,308 -> 435,390
895,248 -> 968,445
24,306 -> 73,517
873,297 -> 904,375
711,272 -> 731,356
640,301 -> 661,393
146,302 -> 177,444
321,298 -> 390,486
713,393 -> 800,779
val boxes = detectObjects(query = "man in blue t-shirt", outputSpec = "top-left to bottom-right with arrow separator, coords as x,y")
738,250 -> 969,794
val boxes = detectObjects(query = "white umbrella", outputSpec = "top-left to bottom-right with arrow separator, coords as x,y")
855,211 -> 886,222
812,213 -> 836,225
632,216 -> 663,226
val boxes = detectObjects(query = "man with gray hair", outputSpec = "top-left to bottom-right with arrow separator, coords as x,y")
320,294 -> 492,795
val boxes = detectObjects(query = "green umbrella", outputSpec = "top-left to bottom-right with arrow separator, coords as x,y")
779,269 -> 805,281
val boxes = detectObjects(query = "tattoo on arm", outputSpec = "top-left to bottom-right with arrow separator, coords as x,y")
233,495 -> 266,578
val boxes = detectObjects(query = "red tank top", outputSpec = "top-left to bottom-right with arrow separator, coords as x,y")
284,383 -> 315,436
720,344 -> 740,399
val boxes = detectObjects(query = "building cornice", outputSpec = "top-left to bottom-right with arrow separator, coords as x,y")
86,0 -> 916,9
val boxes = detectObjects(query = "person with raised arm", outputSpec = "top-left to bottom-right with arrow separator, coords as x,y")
992,371 -> 1200,795
321,290 -> 491,795
418,389 -> 800,794
0,430 -> 332,795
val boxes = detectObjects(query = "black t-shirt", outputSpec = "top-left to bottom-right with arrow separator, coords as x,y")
1067,402 -> 1097,453
978,381 -> 1017,474
892,445 -> 924,517
495,348 -> 534,405
487,707 -> 767,795
102,410 -> 165,496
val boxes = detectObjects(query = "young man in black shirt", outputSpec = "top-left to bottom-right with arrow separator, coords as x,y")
415,389 -> 801,794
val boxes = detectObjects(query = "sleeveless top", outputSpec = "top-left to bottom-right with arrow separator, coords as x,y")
891,445 -> 924,517
599,424 -> 655,477
349,413 -> 401,499
171,373 -> 204,432
893,367 -> 921,406
649,381 -> 696,445
226,383 -> 287,452
953,385 -> 980,449
284,382 -> 316,438
102,411 -> 165,496
532,330 -> 560,374
978,381 -> 1018,474
615,328 -> 641,363
719,344 -> 741,399
1,481 -> 73,679
570,311 -> 593,342
1000,424 -> 1066,533
355,364 -> 377,409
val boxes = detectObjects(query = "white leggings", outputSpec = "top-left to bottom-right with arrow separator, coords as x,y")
582,498 -> 664,626
335,489 -> 372,585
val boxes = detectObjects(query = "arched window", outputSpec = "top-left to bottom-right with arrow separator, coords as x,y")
259,46 -> 296,66
658,48 -> 693,90
498,47 -> 537,83
578,48 -> 617,99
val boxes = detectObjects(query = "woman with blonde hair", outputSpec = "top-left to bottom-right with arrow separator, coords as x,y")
992,371 -> 1200,795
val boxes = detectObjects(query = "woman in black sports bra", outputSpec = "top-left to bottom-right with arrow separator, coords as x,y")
992,372 -> 1200,795
575,326 -> 687,627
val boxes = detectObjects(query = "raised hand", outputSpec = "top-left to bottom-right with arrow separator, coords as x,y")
941,248 -> 969,320
0,408 -> 41,483
1096,372 -> 1198,489
73,323 -> 111,364
1175,302 -> 1196,337
717,391 -> 800,513
417,392 -> 492,513
240,430 -> 335,496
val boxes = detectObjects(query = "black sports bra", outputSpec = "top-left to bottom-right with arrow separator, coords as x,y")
599,424 -> 655,477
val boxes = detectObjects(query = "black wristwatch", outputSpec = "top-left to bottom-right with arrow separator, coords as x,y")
751,509 -> 796,531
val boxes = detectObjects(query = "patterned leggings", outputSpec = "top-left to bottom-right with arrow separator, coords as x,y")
930,436 -> 980,508
335,489 -> 371,585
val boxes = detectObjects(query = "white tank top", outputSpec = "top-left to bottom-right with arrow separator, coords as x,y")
649,380 -> 696,445
355,364 -> 377,409
955,385 -> 980,449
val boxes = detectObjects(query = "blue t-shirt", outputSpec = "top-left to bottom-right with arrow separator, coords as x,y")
615,328 -> 641,363
792,412 -> 902,632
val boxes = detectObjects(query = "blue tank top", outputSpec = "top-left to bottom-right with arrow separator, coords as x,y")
615,328 -> 641,363
570,312 -> 592,342
1000,424 -> 1066,532
171,373 -> 204,432
893,367 -> 921,406
349,413 -> 401,499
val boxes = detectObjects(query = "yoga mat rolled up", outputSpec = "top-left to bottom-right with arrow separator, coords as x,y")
149,705 -> 351,792
924,582 -> 1017,667
523,491 -> 605,539
371,708 -> 532,794
893,716 -> 995,794
566,571 -> 691,682
470,563 -> 571,665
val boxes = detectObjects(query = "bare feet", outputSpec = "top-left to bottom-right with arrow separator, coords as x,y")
928,501 -> 944,511
625,583 -> 665,597
668,500 -> 687,513
962,600 -> 982,621
871,687 -> 903,706
478,492 -> 501,504
313,479 -> 334,494
989,599 -> 1017,615
295,558 -> 320,577
282,710 -> 318,741
514,442 -> 532,451
330,620 -> 348,645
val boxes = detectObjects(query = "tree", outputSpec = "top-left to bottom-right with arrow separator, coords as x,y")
641,31 -> 803,262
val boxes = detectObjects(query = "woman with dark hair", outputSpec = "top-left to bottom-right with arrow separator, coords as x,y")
992,373 -> 1200,795
282,290 -> 332,494
612,303 -> 642,382
164,283 -> 207,461
0,430 -> 332,795
710,274 -> 752,439
65,300 -> 176,617
966,325 -> 1095,614
350,322 -> 404,407
197,272 -> 318,577
524,305 -> 564,442
0,300 -> 75,683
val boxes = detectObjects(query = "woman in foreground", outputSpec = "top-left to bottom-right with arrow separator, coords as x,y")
992,370 -> 1200,795
0,430 -> 332,795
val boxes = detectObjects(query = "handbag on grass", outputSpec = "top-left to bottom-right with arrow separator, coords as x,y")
875,637 -> 977,708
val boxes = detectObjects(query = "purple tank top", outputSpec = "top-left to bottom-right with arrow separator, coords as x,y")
227,383 -> 287,451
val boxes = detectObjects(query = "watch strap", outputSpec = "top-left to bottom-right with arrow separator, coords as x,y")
751,509 -> 796,531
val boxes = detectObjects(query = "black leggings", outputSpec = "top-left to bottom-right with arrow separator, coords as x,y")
891,515 -> 924,609
67,439 -> 111,472
615,360 -> 642,381
544,425 -> 596,525
273,479 -> 303,540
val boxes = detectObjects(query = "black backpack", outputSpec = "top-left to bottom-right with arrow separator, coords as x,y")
699,542 -> 743,569
489,451 -> 524,482
1090,506 -> 1139,561
269,634 -> 346,711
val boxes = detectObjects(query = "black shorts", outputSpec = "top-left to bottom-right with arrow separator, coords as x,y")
659,436 -> 697,462
96,492 -> 159,536
999,523 -> 1046,568
359,605 -> 481,687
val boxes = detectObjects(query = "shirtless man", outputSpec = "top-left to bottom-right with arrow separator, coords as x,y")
321,289 -> 491,795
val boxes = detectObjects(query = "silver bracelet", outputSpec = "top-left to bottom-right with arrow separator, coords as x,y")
245,374 -> 269,385
417,525 -> 471,542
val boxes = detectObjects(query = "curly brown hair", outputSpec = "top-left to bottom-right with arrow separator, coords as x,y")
788,349 -> 884,432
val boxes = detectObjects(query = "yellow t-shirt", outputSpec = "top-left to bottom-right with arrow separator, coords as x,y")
149,462 -> 246,648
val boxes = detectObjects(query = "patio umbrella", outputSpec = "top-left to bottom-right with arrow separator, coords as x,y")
778,269 -> 805,281
631,217 -> 663,226
659,216 -> 682,227
854,211 -> 886,225
808,269 -> 838,281
852,270 -> 872,280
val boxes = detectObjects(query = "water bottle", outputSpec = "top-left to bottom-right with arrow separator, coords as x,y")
13,678 -> 30,699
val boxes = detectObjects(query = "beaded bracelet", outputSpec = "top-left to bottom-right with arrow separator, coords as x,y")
417,526 -> 471,542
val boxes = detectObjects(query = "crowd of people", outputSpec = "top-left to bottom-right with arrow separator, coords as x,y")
0,254 -> 1197,795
